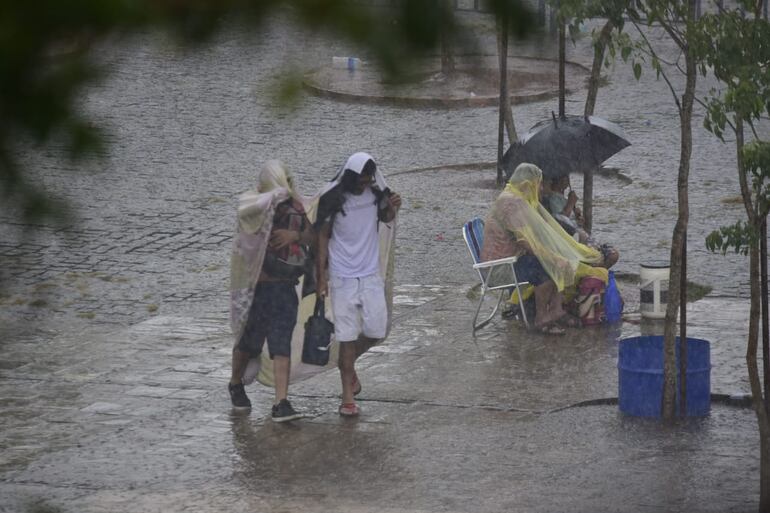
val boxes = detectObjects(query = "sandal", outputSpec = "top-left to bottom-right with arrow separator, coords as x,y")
352,372 -> 362,396
557,314 -> 581,328
338,402 -> 360,417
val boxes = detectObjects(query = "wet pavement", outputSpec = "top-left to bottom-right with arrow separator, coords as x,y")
0,290 -> 759,513
0,10 -> 767,513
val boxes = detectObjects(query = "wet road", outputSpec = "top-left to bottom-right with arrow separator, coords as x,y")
0,13 -> 767,327
0,9 -> 766,513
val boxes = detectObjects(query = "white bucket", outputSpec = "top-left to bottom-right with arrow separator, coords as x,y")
332,56 -> 361,71
640,262 -> 669,319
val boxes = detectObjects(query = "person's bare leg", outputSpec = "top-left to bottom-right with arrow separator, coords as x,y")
230,348 -> 250,385
546,289 -> 567,321
348,335 -> 378,393
272,355 -> 290,403
339,342 -> 357,405
534,281 -> 555,326
534,281 -> 565,327
354,335 -> 378,358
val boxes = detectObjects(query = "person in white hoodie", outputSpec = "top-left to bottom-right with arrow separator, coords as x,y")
315,152 -> 401,417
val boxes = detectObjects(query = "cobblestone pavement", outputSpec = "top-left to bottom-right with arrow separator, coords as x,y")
0,9 -> 767,513
0,290 -> 758,513
1,14 -> 767,328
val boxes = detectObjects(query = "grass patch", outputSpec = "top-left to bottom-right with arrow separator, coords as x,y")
28,299 -> 48,308
77,312 -> 95,319
686,281 -> 712,302
720,195 -> 744,205
147,304 -> 159,313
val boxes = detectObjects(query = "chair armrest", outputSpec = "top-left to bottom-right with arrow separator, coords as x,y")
473,256 -> 518,270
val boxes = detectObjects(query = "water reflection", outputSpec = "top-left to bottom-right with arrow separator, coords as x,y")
228,411 -> 408,500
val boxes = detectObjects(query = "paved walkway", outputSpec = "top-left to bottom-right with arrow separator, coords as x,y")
0,14 -> 764,513
0,281 -> 759,513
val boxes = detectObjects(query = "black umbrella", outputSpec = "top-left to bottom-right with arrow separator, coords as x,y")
503,114 -> 631,180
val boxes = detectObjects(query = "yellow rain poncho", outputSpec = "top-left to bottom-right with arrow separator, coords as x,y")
490,164 -> 606,301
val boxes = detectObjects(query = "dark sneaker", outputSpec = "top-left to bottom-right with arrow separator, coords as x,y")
271,399 -> 303,422
228,383 -> 251,409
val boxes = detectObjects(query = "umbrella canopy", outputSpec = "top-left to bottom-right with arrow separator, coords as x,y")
503,114 -> 631,180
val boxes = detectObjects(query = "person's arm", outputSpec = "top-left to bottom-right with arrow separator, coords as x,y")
562,190 -> 578,216
298,216 -> 314,246
316,221 -> 331,297
381,192 -> 402,223
268,213 -> 314,248
513,238 -> 533,255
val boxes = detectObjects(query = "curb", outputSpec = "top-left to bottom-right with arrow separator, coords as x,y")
302,54 -> 593,109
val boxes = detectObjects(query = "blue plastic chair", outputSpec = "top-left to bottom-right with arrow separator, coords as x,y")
462,217 -> 530,331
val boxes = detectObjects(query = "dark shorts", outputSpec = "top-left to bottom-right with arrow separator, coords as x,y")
237,281 -> 298,359
514,254 -> 549,286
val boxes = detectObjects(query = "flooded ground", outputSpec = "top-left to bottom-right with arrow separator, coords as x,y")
0,13 -> 767,326
0,9 -> 767,513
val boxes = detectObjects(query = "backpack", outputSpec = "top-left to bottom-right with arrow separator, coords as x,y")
573,277 -> 605,326
262,200 -> 310,281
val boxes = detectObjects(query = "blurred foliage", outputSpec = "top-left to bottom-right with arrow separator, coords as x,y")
697,6 -> 769,255
0,0 -> 534,228
696,10 -> 770,140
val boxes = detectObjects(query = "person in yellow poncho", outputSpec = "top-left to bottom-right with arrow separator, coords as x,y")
481,163 -> 606,333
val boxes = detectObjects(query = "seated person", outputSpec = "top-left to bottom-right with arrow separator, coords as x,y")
543,175 -> 619,269
481,163 -> 605,333
542,175 -> 582,235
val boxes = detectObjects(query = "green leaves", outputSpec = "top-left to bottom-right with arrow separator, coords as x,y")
706,221 -> 757,256
698,11 -> 770,137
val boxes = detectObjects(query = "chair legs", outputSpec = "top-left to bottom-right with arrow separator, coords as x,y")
473,287 -> 530,331
472,288 -> 507,332
511,282 -> 530,329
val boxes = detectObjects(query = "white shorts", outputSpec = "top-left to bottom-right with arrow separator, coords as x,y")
329,273 -> 387,342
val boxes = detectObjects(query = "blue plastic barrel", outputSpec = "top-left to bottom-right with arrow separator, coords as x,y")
618,336 -> 711,417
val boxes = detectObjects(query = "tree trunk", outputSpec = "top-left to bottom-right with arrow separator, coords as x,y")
584,21 -> 613,117
680,236 -> 688,416
736,119 -> 770,512
748,237 -> 770,512
497,17 -> 508,186
762,217 -> 769,412
558,19 -> 566,118
583,20 -> 614,234
497,22 -> 517,143
441,0 -> 455,74
662,37 -> 696,421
